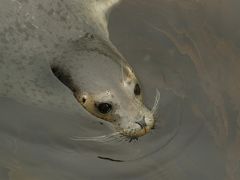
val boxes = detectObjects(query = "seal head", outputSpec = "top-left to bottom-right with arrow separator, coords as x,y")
51,33 -> 155,139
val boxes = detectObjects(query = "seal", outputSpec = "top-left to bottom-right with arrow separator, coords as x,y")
0,0 -> 160,140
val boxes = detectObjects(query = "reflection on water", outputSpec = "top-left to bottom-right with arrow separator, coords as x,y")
1,0 -> 240,179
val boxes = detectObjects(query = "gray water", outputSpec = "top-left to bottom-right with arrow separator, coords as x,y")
1,0 -> 240,179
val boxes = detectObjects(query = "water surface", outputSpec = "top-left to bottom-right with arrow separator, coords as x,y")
1,0 -> 240,179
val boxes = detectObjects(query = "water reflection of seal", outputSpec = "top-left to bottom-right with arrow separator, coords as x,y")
0,0 -> 160,140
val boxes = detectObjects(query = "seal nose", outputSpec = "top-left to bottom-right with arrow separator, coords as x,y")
135,116 -> 147,129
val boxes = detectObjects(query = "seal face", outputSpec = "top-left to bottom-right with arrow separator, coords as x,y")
51,33 -> 156,139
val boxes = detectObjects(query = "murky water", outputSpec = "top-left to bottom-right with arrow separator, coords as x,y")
1,0 -> 240,179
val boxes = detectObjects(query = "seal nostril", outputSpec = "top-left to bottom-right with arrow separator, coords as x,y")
135,122 -> 144,129
135,116 -> 147,129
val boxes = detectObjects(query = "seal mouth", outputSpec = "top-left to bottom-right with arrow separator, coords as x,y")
119,123 -> 152,139
118,122 -> 153,142
116,113 -> 156,139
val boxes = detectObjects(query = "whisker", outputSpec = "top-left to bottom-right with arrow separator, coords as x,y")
151,116 -> 162,130
154,108 -> 161,119
151,124 -> 161,130
70,132 -> 120,143
152,89 -> 161,131
97,135 -> 117,143
121,61 -> 124,83
99,134 -> 123,143
104,134 -> 125,144
118,136 -> 127,143
151,89 -> 161,115
119,135 -> 131,143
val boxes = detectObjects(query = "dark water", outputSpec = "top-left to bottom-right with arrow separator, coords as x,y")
1,0 -> 240,179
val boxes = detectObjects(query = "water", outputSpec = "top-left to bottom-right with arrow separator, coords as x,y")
1,0 -> 240,179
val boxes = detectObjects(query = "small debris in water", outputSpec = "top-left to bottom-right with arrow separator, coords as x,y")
97,156 -> 124,162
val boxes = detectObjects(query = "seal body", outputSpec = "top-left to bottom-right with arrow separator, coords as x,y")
0,0 -> 118,111
0,0 -> 156,138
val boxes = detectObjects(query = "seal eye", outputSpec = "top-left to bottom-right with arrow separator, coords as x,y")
134,83 -> 141,96
97,103 -> 112,114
